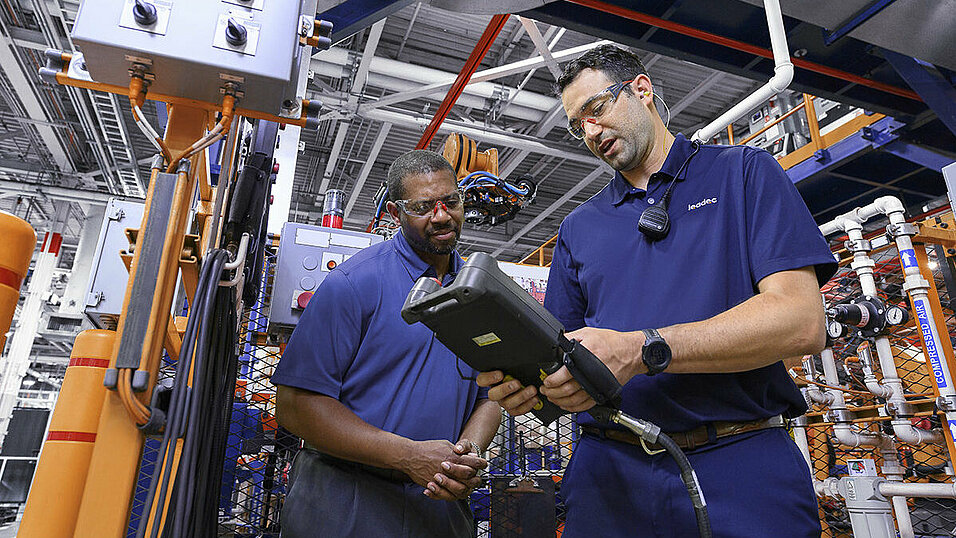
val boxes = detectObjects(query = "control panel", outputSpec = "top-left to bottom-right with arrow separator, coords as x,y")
268,222 -> 383,334
70,0 -> 319,116
85,198 -> 145,329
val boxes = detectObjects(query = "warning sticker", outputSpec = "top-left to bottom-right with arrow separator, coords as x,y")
899,248 -> 919,269
472,333 -> 501,347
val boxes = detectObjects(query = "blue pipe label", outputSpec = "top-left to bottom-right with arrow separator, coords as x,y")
950,420 -> 956,445
900,248 -> 918,269
915,297 -> 947,389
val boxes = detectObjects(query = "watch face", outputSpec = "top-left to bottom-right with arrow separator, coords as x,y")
645,344 -> 670,367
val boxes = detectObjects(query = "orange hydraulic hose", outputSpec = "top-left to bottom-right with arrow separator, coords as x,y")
166,93 -> 236,173
566,0 -> 921,102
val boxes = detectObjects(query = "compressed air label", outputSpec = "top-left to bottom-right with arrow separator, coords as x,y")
949,420 -> 956,445
472,332 -> 501,347
900,248 -> 919,269
914,297 -> 947,389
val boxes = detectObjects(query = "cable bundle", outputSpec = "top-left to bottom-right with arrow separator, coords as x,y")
137,249 -> 239,538
458,171 -> 531,196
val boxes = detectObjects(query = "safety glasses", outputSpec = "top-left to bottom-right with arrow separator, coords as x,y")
394,191 -> 464,217
566,79 -> 633,140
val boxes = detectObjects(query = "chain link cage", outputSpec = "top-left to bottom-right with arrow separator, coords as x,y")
809,235 -> 956,538
122,220 -> 956,536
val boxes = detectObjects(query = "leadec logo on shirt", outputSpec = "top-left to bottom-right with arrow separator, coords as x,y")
688,196 -> 718,211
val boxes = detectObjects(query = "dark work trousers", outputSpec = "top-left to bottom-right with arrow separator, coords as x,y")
280,448 -> 476,538
561,427 -> 822,537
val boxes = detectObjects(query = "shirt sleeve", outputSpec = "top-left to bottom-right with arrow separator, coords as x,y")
270,268 -> 364,398
743,148 -> 838,287
544,221 -> 587,331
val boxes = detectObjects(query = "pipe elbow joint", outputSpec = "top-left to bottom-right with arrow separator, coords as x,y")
769,62 -> 794,93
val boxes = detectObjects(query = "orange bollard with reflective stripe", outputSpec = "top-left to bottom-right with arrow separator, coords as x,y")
19,329 -> 115,538
0,211 -> 35,350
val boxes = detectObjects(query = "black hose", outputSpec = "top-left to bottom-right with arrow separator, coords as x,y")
656,433 -> 712,538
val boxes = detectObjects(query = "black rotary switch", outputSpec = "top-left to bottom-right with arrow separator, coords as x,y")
225,18 -> 248,46
132,0 -> 158,26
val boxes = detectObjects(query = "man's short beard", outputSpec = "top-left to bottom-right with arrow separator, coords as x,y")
407,232 -> 457,255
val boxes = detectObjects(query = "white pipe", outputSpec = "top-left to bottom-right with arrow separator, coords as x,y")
692,0 -> 793,142
802,355 -> 833,405
819,347 -> 885,448
820,197 -> 950,445
880,481 -> 956,499
362,107 -> 602,166
312,46 -> 559,120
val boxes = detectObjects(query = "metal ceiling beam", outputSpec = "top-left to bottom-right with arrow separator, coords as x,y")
497,25 -> 564,118
812,166 -> 925,218
0,179 -> 117,204
668,71 -> 726,119
318,19 -> 386,195
827,170 -> 935,199
491,166 -> 609,257
0,29 -> 72,171
344,121 -> 391,218
498,102 -> 567,178
518,17 -> 562,79
394,2 -> 422,60
362,107 -> 602,165
356,40 -> 611,113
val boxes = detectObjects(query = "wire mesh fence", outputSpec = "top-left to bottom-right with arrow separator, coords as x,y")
809,236 -> 956,537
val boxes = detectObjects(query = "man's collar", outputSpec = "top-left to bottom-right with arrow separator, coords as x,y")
608,133 -> 695,206
393,230 -> 463,281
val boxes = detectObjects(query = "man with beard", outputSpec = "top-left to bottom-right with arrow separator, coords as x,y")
273,150 -> 501,537
478,45 -> 836,536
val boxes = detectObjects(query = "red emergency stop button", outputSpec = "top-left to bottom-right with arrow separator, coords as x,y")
296,291 -> 314,310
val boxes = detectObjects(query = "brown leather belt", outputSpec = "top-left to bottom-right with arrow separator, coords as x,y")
580,415 -> 786,451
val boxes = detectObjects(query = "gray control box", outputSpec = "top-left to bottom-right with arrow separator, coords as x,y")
85,198 -> 145,329
71,0 -> 317,116
269,222 -> 383,334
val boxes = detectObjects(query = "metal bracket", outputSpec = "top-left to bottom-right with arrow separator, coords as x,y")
886,222 -> 918,238
845,238 -> 872,253
937,395 -> 956,412
885,401 -> 916,417
829,408 -> 856,423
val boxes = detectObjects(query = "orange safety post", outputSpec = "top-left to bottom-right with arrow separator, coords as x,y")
19,329 -> 115,537
0,211 -> 35,350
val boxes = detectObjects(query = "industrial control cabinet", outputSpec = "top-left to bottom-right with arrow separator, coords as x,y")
268,222 -> 383,334
70,0 -> 317,116
84,198 -> 145,329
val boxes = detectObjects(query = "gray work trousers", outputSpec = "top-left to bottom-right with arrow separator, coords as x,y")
280,448 -> 476,537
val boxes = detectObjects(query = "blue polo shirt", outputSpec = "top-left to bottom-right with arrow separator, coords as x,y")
271,231 -> 484,443
545,134 -> 837,432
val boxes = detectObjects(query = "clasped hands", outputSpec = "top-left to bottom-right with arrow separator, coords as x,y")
405,438 -> 487,501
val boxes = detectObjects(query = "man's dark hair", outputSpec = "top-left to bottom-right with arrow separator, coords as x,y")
556,44 -> 649,95
387,149 -> 456,202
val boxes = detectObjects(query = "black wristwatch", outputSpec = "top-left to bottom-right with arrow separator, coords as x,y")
641,328 -> 672,376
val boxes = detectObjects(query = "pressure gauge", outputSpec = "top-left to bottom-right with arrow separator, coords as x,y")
827,319 -> 847,339
885,305 -> 909,326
